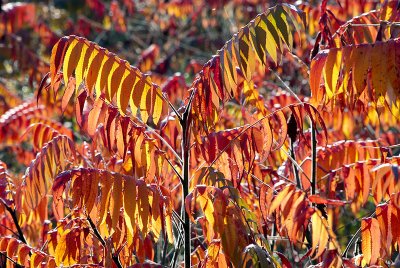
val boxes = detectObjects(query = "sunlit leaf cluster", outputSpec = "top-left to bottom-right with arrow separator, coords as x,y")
0,0 -> 400,267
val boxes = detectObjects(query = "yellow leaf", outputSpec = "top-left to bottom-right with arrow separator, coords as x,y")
249,14 -> 269,65
62,37 -> 83,89
74,41 -> 89,91
81,42 -> 96,78
238,27 -> 256,81
86,49 -> 104,95
207,241 -> 221,263
130,74 -> 144,118
55,229 -> 79,266
95,56 -> 114,100
106,61 -> 123,101
151,87 -> 163,126
338,47 -> 352,98
323,49 -> 341,98
266,12 -> 283,55
116,68 -> 133,115
271,6 -> 292,50
140,77 -> 152,123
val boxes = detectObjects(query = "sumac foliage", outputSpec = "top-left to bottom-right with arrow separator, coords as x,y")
0,0 -> 400,267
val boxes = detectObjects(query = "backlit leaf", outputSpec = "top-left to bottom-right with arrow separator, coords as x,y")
49,36 -> 165,126
361,217 -> 380,265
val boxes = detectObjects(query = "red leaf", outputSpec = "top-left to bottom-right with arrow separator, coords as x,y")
308,195 -> 348,206
276,251 -> 292,268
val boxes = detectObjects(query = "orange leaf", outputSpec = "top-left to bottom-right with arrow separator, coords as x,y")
311,209 -> 329,259
361,217 -> 380,265
50,36 -> 69,90
308,195 -> 348,206
87,97 -> 105,136
124,175 -> 137,236
259,184 -> 274,222
310,50 -> 328,105
376,203 -> 392,257
137,181 -> 149,235
269,184 -> 295,215
111,173 -> 123,232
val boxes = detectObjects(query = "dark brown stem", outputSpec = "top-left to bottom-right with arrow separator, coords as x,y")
179,91 -> 194,268
0,251 -> 23,267
311,124 -> 317,196
181,117 -> 191,268
87,216 -> 105,247
87,216 -> 122,268
1,199 -> 27,245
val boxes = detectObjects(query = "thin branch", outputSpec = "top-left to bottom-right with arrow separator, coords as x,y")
171,213 -> 184,238
0,222 -> 19,237
40,239 -> 49,252
266,236 -> 290,241
269,68 -> 304,105
349,23 -> 399,27
87,216 -> 123,268
182,89 -> 196,123
311,125 -> 317,196
289,52 -> 310,73
180,86 -> 195,268
159,90 -> 182,122
342,202 -> 385,257
280,147 -> 311,184
171,230 -> 184,268
0,251 -> 21,267
191,235 -> 207,251
165,157 -> 184,184
342,224 -> 362,258
1,198 -> 27,245
172,210 -> 185,227
250,174 -> 281,194
162,232 -> 169,265
334,209 -> 376,233
171,180 -> 182,193
147,126 -> 183,164
385,143 -> 400,149
271,222 -> 276,251
87,216 -> 105,247
290,138 -> 302,189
